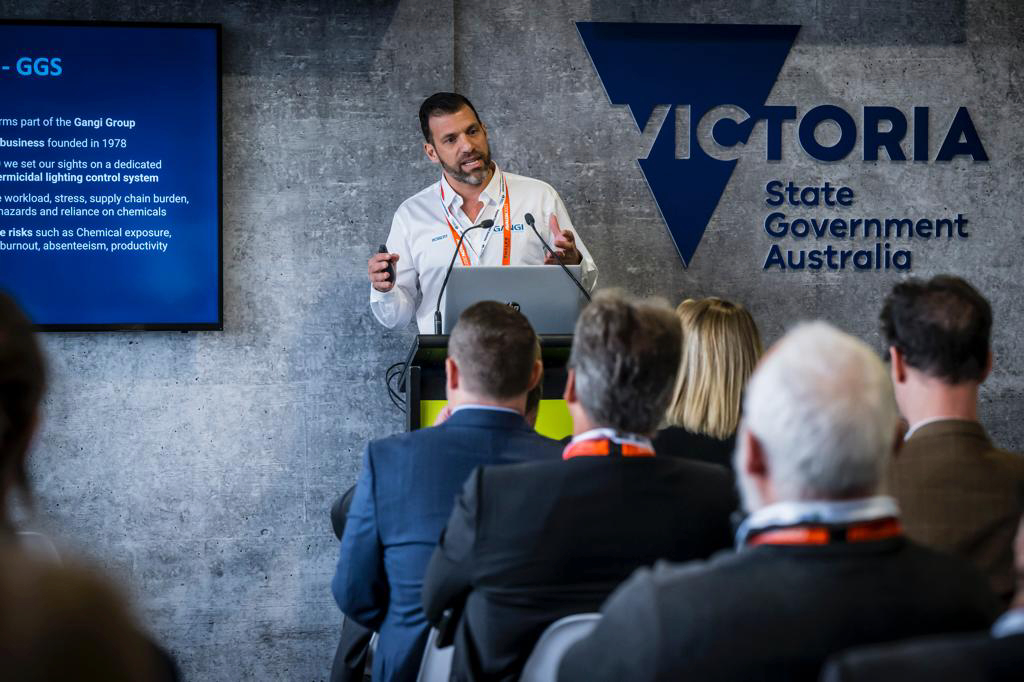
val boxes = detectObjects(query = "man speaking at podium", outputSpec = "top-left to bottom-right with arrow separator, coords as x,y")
367,92 -> 598,332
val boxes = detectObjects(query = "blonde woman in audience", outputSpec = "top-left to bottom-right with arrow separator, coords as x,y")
654,297 -> 762,469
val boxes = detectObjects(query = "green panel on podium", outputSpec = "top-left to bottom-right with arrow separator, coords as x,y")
401,334 -> 574,433
419,399 -> 573,440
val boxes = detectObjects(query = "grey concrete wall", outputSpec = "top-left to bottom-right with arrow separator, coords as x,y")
3,0 -> 1021,679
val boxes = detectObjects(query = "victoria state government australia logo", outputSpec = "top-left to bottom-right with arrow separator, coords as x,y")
575,23 -> 987,268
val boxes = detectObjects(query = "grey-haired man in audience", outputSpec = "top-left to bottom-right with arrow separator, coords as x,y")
559,322 -> 1000,682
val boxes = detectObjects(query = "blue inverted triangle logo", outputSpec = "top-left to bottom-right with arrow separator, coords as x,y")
576,22 -> 800,266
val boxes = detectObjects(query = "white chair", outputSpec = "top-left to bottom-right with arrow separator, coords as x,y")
416,627 -> 454,682
519,613 -> 601,682
366,631 -> 378,676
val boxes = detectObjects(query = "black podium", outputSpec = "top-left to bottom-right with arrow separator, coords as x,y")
400,334 -> 573,431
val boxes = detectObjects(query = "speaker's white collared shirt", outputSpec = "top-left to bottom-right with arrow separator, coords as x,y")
370,166 -> 598,332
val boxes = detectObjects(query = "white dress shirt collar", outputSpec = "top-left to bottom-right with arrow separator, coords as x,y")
450,404 -> 522,416
904,416 -> 966,441
569,427 -> 654,451
439,164 -> 503,213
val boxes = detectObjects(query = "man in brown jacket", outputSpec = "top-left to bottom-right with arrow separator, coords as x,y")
882,275 -> 1024,602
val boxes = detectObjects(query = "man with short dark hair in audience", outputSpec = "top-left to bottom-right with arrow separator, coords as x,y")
559,322 -> 1000,682
422,291 -> 737,682
332,301 -> 562,682
433,368 -> 543,428
881,275 -> 1024,602
822,512 -> 1024,681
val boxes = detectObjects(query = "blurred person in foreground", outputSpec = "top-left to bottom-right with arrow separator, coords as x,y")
333,301 -> 563,682
0,291 -> 176,681
0,292 -> 45,537
655,297 -> 762,468
822,512 -> 1024,681
0,547 -> 170,681
881,275 -> 1024,602
559,322 -> 1000,682
423,292 -> 736,681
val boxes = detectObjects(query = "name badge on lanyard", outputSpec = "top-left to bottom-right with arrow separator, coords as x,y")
439,172 -> 512,267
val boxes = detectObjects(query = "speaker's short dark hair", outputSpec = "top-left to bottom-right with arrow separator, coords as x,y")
419,92 -> 481,143
880,275 -> 992,383
0,291 -> 46,525
449,301 -> 539,400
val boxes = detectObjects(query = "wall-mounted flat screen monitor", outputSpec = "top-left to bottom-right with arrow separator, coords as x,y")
0,21 -> 222,331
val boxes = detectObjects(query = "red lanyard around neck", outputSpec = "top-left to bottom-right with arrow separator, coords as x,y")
747,518 -> 903,547
562,437 -> 656,460
440,172 -> 511,267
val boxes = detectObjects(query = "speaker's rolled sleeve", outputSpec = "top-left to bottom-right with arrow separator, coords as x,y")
369,210 -> 419,330
549,190 -> 598,293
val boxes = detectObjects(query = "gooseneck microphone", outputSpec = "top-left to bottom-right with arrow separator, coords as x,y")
434,219 -> 495,334
525,213 -> 592,302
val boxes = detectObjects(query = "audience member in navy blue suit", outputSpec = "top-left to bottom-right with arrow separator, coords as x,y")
332,302 -> 563,682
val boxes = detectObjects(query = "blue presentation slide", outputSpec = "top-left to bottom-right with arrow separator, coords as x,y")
0,23 -> 220,328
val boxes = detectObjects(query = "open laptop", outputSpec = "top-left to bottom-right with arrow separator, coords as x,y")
442,265 -> 588,334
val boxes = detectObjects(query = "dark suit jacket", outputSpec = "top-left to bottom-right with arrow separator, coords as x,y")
559,534 -> 1001,682
653,425 -> 736,470
886,419 -> 1024,601
331,409 -> 563,682
821,631 -> 1024,682
422,455 -> 737,682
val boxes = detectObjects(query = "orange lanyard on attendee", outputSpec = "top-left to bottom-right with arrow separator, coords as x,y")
562,438 -> 656,460
440,172 -> 512,266
747,518 -> 903,547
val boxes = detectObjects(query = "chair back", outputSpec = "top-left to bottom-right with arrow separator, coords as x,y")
416,627 -> 454,682
519,613 -> 601,682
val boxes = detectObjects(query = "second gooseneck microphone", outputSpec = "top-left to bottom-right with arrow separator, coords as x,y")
525,213 -> 592,302
434,219 -> 495,334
